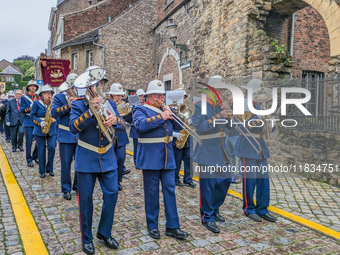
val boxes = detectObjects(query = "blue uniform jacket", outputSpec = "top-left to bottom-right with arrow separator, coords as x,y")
20,94 -> 38,127
109,99 -> 130,148
192,101 -> 232,167
51,93 -> 77,144
133,104 -> 181,170
234,104 -> 274,160
31,100 -> 58,137
69,98 -> 125,173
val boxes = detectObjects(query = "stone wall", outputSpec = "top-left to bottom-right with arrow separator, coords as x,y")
154,0 -> 196,91
98,0 -> 158,90
63,0 -> 139,42
61,42 -> 102,75
268,129 -> 340,187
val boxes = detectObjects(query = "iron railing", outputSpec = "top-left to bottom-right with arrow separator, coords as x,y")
272,73 -> 340,133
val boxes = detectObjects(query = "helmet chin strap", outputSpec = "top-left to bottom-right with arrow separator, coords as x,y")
148,95 -> 162,107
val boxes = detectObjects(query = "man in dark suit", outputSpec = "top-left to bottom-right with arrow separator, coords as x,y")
5,90 -> 25,152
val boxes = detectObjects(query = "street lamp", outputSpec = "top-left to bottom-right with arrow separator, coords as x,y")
166,17 -> 188,52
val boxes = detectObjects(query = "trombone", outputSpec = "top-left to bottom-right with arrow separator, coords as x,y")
220,95 -> 263,155
161,103 -> 202,146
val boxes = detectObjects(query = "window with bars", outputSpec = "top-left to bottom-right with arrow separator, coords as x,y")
302,70 -> 324,116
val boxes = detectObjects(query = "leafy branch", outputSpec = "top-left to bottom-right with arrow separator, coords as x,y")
271,41 -> 293,65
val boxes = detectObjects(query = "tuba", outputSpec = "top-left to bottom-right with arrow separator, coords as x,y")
116,100 -> 132,117
41,99 -> 55,134
73,68 -> 115,143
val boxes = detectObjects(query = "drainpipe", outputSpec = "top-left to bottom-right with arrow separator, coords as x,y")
290,13 -> 295,57
289,13 -> 295,78
93,35 -> 105,68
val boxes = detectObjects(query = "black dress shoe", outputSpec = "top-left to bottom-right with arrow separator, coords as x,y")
34,158 -> 39,164
18,146 -> 24,151
214,213 -> 225,223
63,192 -> 71,200
175,182 -> 184,187
122,169 -> 131,175
82,242 -> 95,254
12,147 -> 16,152
97,232 -> 119,249
27,162 -> 34,167
202,221 -> 220,233
148,229 -> 160,239
184,182 -> 196,188
118,183 -> 122,191
72,187 -> 78,192
6,139 -> 10,143
258,213 -> 277,222
40,173 -> 45,178
165,228 -> 189,239
49,172 -> 55,177
245,213 -> 262,222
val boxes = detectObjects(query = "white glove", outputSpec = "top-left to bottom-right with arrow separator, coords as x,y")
6,122 -> 10,126
40,121 -> 46,127
30,103 -> 33,108
188,118 -> 193,125
172,131 -> 183,139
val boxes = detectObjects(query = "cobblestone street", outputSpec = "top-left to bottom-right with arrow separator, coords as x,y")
1,133 -> 340,254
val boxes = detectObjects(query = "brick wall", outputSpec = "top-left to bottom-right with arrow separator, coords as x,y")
63,0 -> 140,42
157,0 -> 189,26
292,7 -> 331,77
155,1 -> 195,91
98,0 -> 158,91
263,11 -> 291,46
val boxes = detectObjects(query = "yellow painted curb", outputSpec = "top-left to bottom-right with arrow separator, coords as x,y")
0,145 -> 48,255
126,149 -> 340,241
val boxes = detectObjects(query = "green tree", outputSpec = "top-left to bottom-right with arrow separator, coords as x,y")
13,60 -> 34,75
25,66 -> 35,80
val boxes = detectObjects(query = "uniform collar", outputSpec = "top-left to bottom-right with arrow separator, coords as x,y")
207,98 -> 216,107
147,99 -> 161,108
28,92 -> 35,97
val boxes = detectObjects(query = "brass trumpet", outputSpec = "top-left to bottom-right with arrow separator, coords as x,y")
116,100 -> 132,117
162,103 -> 202,146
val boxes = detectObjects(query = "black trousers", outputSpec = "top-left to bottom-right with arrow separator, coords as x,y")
10,123 -> 24,148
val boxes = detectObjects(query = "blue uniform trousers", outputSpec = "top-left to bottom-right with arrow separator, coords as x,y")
25,127 -> 38,162
142,169 -> 180,230
199,164 -> 231,223
0,123 -> 3,133
174,146 -> 192,184
5,124 -> 10,140
36,135 -> 56,174
241,158 -> 269,215
59,143 -> 78,193
78,170 -> 118,243
115,145 -> 126,183
133,138 -> 138,166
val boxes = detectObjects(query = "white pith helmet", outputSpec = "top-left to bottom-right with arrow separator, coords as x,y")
136,89 -> 146,96
241,78 -> 264,90
7,90 -> 15,97
86,65 -> 101,72
39,85 -> 54,96
207,75 -> 229,89
66,73 -> 78,87
27,80 -> 39,91
145,80 -> 165,95
107,83 -> 126,96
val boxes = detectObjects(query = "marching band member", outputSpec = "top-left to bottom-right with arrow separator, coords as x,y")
192,76 -> 233,233
129,88 -> 146,167
234,79 -> 277,223
31,85 -> 57,178
70,69 -> 125,254
51,73 -> 78,200
173,90 -> 195,188
4,91 -> 15,143
20,81 -> 39,167
107,83 -> 130,191
133,80 -> 188,240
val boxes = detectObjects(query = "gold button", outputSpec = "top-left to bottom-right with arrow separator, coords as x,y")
101,138 -> 103,140
101,145 -> 103,147
167,129 -> 169,131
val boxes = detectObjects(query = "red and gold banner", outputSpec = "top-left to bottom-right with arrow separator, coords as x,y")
41,59 -> 70,87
